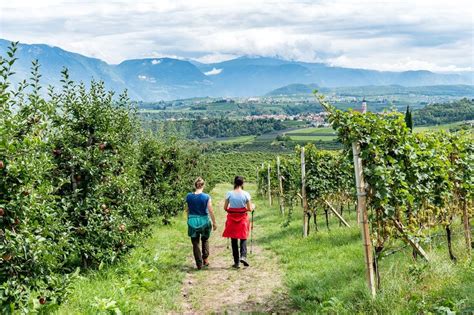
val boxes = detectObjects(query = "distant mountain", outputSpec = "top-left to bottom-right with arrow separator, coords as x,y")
1,39 -> 473,101
0,39 -> 136,98
267,83 -> 474,97
267,83 -> 320,95
114,58 -> 211,100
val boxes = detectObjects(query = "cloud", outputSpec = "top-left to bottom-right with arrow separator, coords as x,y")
204,68 -> 223,75
137,74 -> 156,83
151,59 -> 161,65
0,0 -> 472,72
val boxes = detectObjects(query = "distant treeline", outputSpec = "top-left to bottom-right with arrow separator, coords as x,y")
143,117 -> 287,139
413,98 -> 474,125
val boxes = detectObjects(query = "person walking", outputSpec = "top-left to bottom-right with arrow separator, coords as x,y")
185,177 -> 217,270
222,176 -> 254,269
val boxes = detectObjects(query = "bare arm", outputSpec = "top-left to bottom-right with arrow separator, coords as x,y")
246,193 -> 255,212
223,199 -> 229,211
208,199 -> 217,230
246,200 -> 252,212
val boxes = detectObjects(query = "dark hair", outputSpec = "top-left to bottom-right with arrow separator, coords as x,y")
234,176 -> 244,189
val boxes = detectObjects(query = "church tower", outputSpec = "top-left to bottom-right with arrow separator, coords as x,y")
361,98 -> 367,113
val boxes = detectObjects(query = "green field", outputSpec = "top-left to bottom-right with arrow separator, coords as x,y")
288,135 -> 337,141
286,127 -> 334,134
414,121 -> 473,132
194,121 -> 473,154
197,135 -> 256,144
285,127 -> 337,142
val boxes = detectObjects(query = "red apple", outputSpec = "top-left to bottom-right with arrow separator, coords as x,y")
39,297 -> 46,305
0,160 -> 4,169
0,208 -> 4,216
99,143 -> 106,151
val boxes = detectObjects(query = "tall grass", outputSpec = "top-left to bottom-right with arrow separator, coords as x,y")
55,218 -> 189,314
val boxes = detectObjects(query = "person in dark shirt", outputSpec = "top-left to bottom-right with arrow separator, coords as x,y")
185,177 -> 217,269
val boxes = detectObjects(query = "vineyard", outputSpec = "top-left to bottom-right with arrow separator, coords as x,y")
258,93 -> 473,295
0,43 -> 212,312
207,152 -> 280,183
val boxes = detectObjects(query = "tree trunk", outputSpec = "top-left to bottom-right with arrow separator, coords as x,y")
313,209 -> 318,232
446,223 -> 457,262
373,247 -> 383,290
324,207 -> 330,231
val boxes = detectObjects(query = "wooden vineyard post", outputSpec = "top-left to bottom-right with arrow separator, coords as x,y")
267,164 -> 272,205
277,156 -> 285,215
352,142 -> 376,298
301,147 -> 309,237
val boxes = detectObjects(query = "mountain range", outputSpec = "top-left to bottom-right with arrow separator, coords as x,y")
1,39 -> 472,101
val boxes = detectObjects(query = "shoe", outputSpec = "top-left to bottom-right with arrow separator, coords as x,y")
232,263 -> 240,269
240,257 -> 250,267
203,259 -> 209,267
197,265 -> 202,270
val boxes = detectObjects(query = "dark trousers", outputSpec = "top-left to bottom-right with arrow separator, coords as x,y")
231,238 -> 247,264
191,236 -> 209,268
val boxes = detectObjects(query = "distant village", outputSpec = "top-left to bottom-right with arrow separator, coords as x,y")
243,100 -> 368,127
244,112 -> 329,126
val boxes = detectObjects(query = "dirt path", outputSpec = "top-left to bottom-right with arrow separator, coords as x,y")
179,184 -> 293,314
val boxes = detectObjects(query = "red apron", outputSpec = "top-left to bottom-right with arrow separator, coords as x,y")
222,208 -> 249,239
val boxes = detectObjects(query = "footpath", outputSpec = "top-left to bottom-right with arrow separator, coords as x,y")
178,183 -> 294,314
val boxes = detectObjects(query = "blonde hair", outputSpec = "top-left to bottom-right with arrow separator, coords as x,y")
194,177 -> 205,189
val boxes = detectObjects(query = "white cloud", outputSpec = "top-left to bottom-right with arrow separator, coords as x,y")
151,59 -> 161,65
196,53 -> 239,64
138,75 -> 147,80
0,0 -> 472,72
204,68 -> 223,75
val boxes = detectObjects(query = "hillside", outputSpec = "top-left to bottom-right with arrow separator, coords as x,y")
267,83 -> 474,97
413,98 -> 474,125
1,39 -> 473,101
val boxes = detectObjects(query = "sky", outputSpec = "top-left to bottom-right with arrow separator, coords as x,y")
0,0 -> 473,72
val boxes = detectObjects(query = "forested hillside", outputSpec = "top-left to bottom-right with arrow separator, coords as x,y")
142,117 -> 287,139
413,98 -> 474,125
